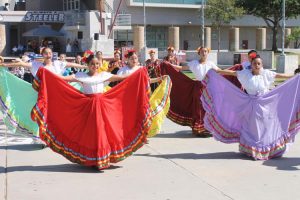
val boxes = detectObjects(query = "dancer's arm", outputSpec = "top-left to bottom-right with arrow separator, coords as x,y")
0,57 -> 31,68
275,73 -> 294,79
167,62 -> 189,71
60,74 -> 79,82
217,69 -> 237,76
150,75 -> 167,83
107,74 -> 131,82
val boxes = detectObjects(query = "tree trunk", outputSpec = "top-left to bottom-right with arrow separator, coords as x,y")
272,23 -> 278,51
218,26 -> 221,52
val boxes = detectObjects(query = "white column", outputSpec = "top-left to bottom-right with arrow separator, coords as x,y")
133,26 -> 145,53
168,27 -> 180,50
256,28 -> 266,50
0,24 -> 7,55
229,27 -> 239,52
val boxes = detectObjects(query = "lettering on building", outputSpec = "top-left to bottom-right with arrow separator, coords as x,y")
24,11 -> 65,23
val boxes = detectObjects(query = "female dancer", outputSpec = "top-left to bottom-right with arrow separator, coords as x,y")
108,50 -> 125,74
202,55 -> 299,160
95,51 -> 109,73
159,47 -> 220,137
145,49 -> 161,92
61,55 -> 129,92
1,47 -> 87,76
108,50 -> 125,87
169,47 -> 221,80
241,50 -> 258,70
0,47 -> 87,139
117,50 -> 172,137
30,54 -> 170,169
163,46 -> 179,65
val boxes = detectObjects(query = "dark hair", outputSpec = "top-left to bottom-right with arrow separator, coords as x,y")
295,66 -> 300,75
125,51 -> 136,59
248,50 -> 257,55
86,54 -> 96,64
41,47 -> 52,54
251,54 -> 261,63
96,51 -> 102,55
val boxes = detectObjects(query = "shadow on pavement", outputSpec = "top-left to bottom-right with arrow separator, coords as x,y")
0,144 -> 45,151
263,157 -> 300,171
0,164 -> 122,174
154,130 -> 205,139
135,151 -> 251,160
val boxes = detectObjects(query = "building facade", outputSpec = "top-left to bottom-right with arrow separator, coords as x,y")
0,0 -> 114,56
110,0 -> 300,51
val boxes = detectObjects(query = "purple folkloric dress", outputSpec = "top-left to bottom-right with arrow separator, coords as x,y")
201,69 -> 300,160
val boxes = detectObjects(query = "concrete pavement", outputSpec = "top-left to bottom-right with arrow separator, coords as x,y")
0,113 -> 300,200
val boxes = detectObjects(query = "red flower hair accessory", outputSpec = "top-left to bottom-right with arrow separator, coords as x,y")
124,49 -> 136,58
249,52 -> 257,59
81,50 -> 94,63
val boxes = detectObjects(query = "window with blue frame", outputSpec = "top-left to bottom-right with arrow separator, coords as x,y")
132,0 -> 203,5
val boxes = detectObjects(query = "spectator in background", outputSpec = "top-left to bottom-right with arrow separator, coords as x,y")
68,54 -> 86,74
59,53 -> 67,62
31,40 -> 39,54
73,39 -> 80,54
17,44 -> 24,54
74,54 -> 82,65
41,39 -> 49,48
53,38 -> 61,53
27,40 -> 32,51
12,46 -> 18,56
66,39 -> 72,56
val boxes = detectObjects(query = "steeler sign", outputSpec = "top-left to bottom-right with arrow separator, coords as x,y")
24,11 -> 65,22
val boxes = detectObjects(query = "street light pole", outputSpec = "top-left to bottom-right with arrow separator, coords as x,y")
201,0 -> 205,47
281,0 -> 285,55
143,0 -> 147,62
143,0 -> 146,47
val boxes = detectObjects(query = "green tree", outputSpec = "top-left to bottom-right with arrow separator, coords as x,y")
236,0 -> 300,51
287,27 -> 300,48
205,0 -> 244,52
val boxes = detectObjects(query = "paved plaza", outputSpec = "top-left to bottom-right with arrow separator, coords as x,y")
0,113 -> 300,200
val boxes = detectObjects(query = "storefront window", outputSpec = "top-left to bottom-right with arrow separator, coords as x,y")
63,0 -> 80,11
114,30 -> 134,48
146,26 -> 167,50
114,27 -> 167,50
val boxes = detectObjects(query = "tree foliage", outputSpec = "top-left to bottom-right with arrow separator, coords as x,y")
236,0 -> 300,51
205,0 -> 244,51
287,27 -> 300,48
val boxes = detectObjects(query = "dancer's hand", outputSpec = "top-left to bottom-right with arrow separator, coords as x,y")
0,56 -> 3,64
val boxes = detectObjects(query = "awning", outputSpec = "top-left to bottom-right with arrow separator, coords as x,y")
22,25 -> 64,37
